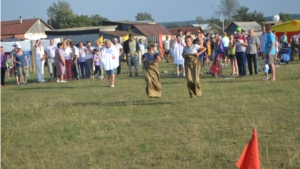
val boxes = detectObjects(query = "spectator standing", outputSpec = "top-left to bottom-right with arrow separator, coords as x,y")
260,26 -> 268,57
10,42 -> 19,84
228,35 -> 238,76
123,34 -> 140,77
163,36 -> 171,63
84,41 -> 94,78
265,25 -> 276,81
1,46 -> 8,86
70,41 -> 80,80
78,42 -> 88,78
112,38 -> 123,75
46,39 -> 57,81
35,39 -> 46,83
280,32 -> 288,44
246,29 -> 260,75
138,39 -> 148,65
13,45 -> 28,86
62,41 -> 72,80
55,43 -> 66,83
101,40 -> 119,87
222,32 -> 229,67
171,35 -> 185,76
235,27 -> 248,77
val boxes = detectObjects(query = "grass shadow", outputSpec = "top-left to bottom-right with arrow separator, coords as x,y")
70,100 -> 178,107
20,86 -> 75,90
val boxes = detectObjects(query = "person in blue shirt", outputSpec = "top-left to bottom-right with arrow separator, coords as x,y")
264,25 -> 276,81
13,45 -> 28,86
142,44 -> 162,98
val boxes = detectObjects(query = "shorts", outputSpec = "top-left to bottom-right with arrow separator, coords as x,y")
165,50 -> 170,55
199,53 -> 204,59
266,54 -> 275,64
228,54 -> 236,59
106,69 -> 115,75
47,57 -> 55,73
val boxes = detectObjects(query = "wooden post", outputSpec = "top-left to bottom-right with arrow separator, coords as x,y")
31,40 -> 36,73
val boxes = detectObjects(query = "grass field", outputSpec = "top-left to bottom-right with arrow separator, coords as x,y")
1,57 -> 300,169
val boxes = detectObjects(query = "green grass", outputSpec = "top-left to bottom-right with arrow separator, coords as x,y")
1,58 -> 300,169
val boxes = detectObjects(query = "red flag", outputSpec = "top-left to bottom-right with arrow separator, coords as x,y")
236,129 -> 260,169
158,34 -> 163,57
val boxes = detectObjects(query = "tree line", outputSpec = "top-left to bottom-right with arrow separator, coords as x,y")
47,0 -> 294,30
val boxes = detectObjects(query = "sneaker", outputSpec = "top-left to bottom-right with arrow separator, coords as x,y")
225,64 -> 227,67
264,77 -> 269,81
24,83 -> 28,86
110,84 -> 115,88
200,72 -> 203,75
129,73 -> 132,77
19,83 -> 22,86
135,73 -> 139,77
57,79 -> 60,83
183,74 -> 186,77
166,60 -> 169,63
61,80 -> 67,83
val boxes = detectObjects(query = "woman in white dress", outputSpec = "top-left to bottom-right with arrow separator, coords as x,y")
171,35 -> 186,76
101,40 -> 119,87
34,39 -> 46,82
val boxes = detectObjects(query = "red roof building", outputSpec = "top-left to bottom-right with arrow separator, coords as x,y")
1,18 -> 54,41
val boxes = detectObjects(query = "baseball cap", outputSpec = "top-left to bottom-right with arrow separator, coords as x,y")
154,43 -> 157,46
16,44 -> 22,49
236,27 -> 242,32
13,42 -> 20,47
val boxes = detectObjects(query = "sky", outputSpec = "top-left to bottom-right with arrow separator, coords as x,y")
1,0 -> 299,23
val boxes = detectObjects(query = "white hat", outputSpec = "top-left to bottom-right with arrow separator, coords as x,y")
154,43 -> 157,46
211,35 -> 215,38
234,31 -> 237,35
16,44 -> 22,49
13,42 -> 20,47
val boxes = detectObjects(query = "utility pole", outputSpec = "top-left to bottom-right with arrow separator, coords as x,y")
220,13 -> 224,33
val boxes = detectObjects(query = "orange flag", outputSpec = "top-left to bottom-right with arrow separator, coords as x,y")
158,34 -> 164,57
236,129 -> 260,169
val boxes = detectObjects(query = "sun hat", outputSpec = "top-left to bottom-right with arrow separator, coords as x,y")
236,27 -> 242,32
16,44 -> 22,49
13,42 -> 20,47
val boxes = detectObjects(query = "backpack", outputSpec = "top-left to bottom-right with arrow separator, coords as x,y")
218,41 -> 224,53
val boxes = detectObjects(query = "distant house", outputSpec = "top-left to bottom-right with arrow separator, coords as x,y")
167,27 -> 204,40
1,17 -> 54,41
99,31 -> 145,44
45,26 -> 118,45
102,20 -> 171,43
192,24 -> 221,34
225,22 -> 262,37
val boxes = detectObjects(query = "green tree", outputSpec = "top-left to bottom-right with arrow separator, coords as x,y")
47,0 -> 74,29
135,12 -> 154,21
90,14 -> 109,26
167,23 -> 182,28
196,16 -> 204,24
218,0 -> 240,22
69,15 -> 91,28
279,13 -> 293,22
232,6 -> 266,25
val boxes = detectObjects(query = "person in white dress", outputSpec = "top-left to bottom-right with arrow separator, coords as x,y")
34,39 -> 46,82
101,40 -> 119,87
171,35 -> 186,76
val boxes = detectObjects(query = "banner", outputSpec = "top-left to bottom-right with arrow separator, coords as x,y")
158,34 -> 163,57
123,34 -> 129,61
98,36 -> 104,46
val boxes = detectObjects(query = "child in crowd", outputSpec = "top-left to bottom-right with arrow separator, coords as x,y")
91,49 -> 101,81
262,58 -> 269,80
228,35 -> 238,76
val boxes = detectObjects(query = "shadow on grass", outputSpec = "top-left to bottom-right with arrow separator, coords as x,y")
21,86 -> 75,90
71,100 -> 178,107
